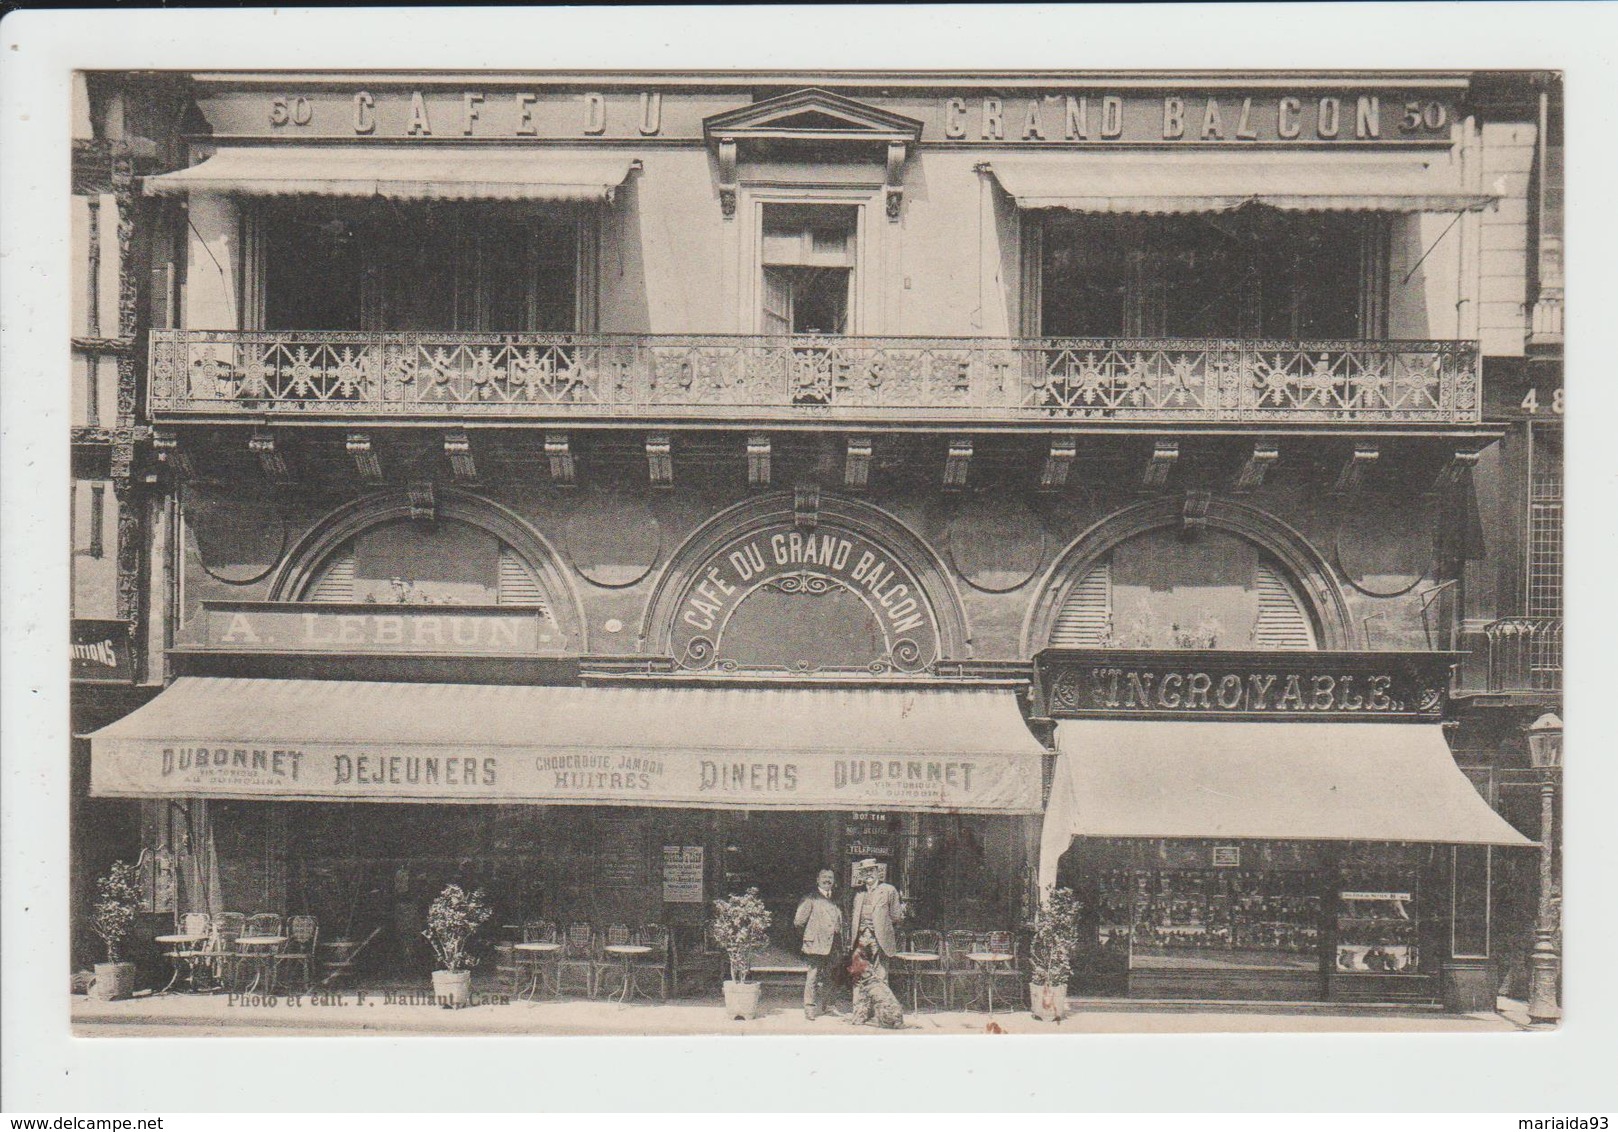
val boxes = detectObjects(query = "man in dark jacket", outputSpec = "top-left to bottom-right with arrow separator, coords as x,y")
794,868 -> 844,1020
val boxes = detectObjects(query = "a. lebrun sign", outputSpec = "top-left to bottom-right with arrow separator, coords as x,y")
195,601 -> 566,656
90,739 -> 1041,813
1037,649 -> 1457,721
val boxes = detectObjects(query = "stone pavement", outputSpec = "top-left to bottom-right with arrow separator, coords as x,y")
71,987 -> 1531,1037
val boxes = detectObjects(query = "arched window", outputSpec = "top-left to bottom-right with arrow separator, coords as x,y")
298,517 -> 558,625
1048,526 -> 1317,650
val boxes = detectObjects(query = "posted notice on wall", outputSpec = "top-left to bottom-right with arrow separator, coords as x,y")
662,845 -> 704,903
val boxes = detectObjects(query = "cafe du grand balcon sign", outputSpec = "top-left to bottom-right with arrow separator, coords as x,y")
200,85 -> 1458,146
1035,649 -> 1460,722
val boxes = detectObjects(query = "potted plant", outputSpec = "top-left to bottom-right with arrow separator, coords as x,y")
88,860 -> 143,1001
422,883 -> 492,1008
1029,886 -> 1082,1022
710,887 -> 772,1020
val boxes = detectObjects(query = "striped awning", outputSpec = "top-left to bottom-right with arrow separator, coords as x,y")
88,677 -> 1046,813
143,147 -> 638,202
985,152 -> 1498,214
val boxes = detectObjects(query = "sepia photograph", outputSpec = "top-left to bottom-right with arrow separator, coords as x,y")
6,3 -> 1615,1116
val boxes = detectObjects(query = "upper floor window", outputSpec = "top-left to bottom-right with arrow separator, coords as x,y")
255,200 -> 583,333
1036,209 -> 1388,340
760,203 -> 858,334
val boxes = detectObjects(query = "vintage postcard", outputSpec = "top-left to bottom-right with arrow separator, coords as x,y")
6,3 -> 1614,1116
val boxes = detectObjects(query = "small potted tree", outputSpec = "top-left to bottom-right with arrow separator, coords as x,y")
710,887 -> 772,1020
1029,886 -> 1082,1022
422,883 -> 492,1008
88,860 -> 143,1001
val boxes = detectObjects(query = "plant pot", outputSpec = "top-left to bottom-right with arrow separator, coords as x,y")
89,961 -> 138,1001
1030,982 -> 1068,1021
722,979 -> 763,1021
432,969 -> 473,1008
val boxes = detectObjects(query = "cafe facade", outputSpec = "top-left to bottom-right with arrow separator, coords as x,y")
82,69 -> 1544,1006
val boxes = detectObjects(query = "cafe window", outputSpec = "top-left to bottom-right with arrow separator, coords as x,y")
1049,527 -> 1318,650
253,200 -> 586,333
1037,210 -> 1388,340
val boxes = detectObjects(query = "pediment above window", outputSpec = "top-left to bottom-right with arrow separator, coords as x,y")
704,88 -> 922,220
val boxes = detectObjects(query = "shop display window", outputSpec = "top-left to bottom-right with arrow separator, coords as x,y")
1334,882 -> 1421,974
1124,868 -> 1322,971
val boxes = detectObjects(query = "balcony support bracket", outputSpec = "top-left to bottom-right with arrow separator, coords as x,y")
152,427 -> 193,480
646,433 -> 674,489
1140,439 -> 1179,493
943,437 -> 973,491
845,436 -> 873,492
1333,443 -> 1380,496
545,432 -> 576,487
444,430 -> 477,483
1430,448 -> 1483,497
747,434 -> 772,489
346,432 -> 383,485
249,429 -> 292,486
1232,441 -> 1279,494
1040,436 -> 1078,491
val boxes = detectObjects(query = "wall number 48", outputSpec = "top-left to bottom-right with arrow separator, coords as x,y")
1520,388 -> 1565,414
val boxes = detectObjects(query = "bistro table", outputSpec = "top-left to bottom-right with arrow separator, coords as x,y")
965,950 -> 1017,1016
154,933 -> 210,994
601,944 -> 653,1005
512,940 -> 562,1000
235,935 -> 288,994
889,948 -> 943,1012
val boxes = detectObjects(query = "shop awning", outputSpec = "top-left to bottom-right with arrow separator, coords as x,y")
1038,719 -> 1531,888
143,147 -> 639,202
984,152 -> 1497,214
88,677 -> 1046,813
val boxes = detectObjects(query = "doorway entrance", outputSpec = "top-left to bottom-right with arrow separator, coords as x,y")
720,811 -> 834,953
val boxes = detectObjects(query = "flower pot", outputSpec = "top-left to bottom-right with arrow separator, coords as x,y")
722,979 -> 763,1021
89,961 -> 138,1001
1030,982 -> 1068,1021
432,969 -> 473,1008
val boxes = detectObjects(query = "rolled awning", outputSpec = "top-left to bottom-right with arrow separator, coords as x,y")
985,152 -> 1497,214
1038,719 -> 1531,888
88,677 -> 1045,814
143,147 -> 639,202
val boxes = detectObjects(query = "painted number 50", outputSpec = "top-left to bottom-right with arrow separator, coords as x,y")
1520,388 -> 1565,414
269,96 -> 314,127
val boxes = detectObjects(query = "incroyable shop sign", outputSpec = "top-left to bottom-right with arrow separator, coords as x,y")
1038,649 -> 1457,721
195,601 -> 567,656
90,740 -> 1041,812
197,87 -> 1458,146
72,619 -> 135,683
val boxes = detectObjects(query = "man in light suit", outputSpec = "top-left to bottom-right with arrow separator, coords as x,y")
849,858 -> 905,959
794,868 -> 845,1020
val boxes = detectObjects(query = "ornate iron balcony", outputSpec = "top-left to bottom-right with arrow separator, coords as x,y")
148,331 -> 1481,426
1484,618 -> 1563,694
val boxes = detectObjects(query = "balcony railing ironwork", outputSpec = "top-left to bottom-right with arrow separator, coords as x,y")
1484,618 -> 1563,694
149,331 -> 1481,425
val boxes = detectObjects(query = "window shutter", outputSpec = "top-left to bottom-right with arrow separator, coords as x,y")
306,548 -> 356,602
1051,562 -> 1111,647
1252,560 -> 1316,650
497,545 -> 554,619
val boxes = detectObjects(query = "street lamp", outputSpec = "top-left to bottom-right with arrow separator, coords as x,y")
1525,712 -> 1563,1024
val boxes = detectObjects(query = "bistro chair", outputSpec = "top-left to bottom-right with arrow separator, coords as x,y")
515,920 -> 561,998
554,922 -> 597,998
273,915 -> 320,994
238,912 -> 285,993
894,928 -> 948,1012
320,924 -> 381,988
979,930 -> 1024,1010
209,912 -> 248,992
161,912 -> 214,993
631,923 -> 672,1000
593,923 -> 636,999
942,929 -> 983,1011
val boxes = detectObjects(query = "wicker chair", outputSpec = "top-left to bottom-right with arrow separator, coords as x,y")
895,928 -> 949,1011
979,930 -> 1024,1011
273,915 -> 320,993
163,912 -> 213,993
210,912 -> 247,992
942,929 -> 982,1010
514,920 -> 560,998
632,923 -> 672,1000
592,923 -> 635,999
554,922 -> 597,997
